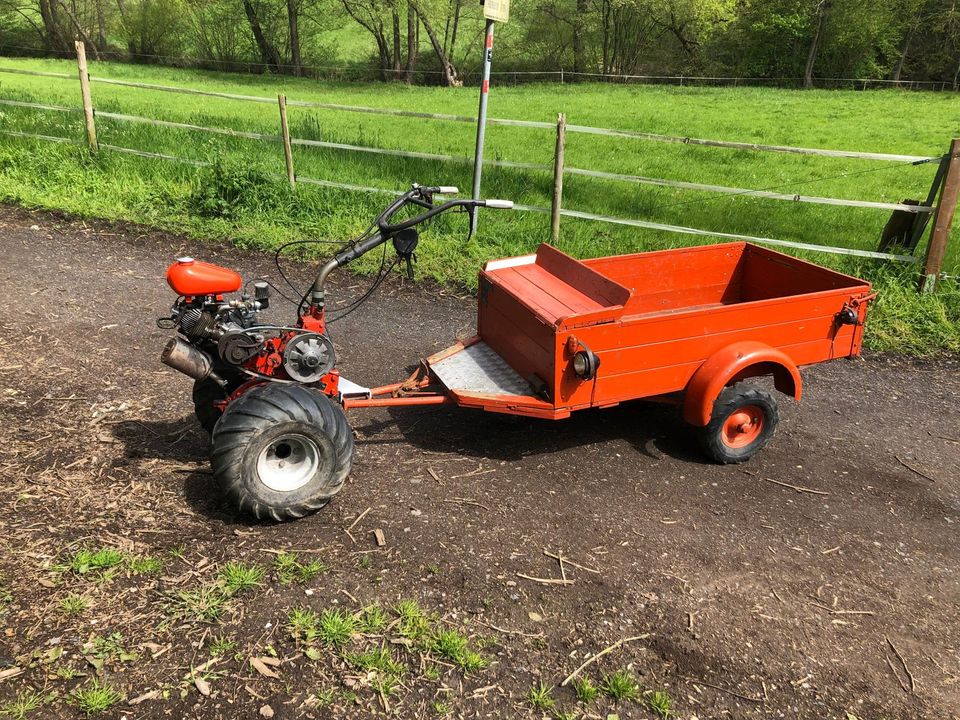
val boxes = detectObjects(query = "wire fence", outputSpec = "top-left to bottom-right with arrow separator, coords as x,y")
2,44 -> 958,91
0,51 -> 955,283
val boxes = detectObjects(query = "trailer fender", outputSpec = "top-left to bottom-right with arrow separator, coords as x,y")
683,341 -> 802,427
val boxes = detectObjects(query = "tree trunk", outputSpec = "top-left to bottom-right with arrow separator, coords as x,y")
573,0 -> 588,73
38,0 -> 67,53
892,18 -> 918,83
405,2 -> 418,83
417,8 -> 458,86
287,0 -> 303,75
95,0 -> 107,52
392,6 -> 402,79
54,0 -> 101,59
372,26 -> 391,79
243,0 -> 282,72
601,0 -> 611,75
804,0 -> 831,89
447,0 -> 461,58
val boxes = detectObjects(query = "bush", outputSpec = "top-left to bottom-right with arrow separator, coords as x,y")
189,157 -> 287,219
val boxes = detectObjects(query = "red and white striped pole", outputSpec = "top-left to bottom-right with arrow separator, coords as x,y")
471,18 -> 495,232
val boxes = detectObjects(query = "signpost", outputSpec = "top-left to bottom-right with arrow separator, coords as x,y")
471,0 -> 509,231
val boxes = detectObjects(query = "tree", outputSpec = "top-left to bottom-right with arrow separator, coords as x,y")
242,0 -> 282,71
804,0 -> 832,87
287,0 -> 303,74
415,1 -> 459,85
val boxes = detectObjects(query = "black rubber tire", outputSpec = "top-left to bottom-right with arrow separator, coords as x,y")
210,383 -> 353,522
697,383 -> 779,464
192,377 -> 240,434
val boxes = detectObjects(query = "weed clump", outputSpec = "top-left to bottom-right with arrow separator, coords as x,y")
646,689 -> 673,717
189,157 -> 287,219
600,669 -> 639,702
69,679 -> 123,715
274,552 -> 326,584
527,682 -> 555,710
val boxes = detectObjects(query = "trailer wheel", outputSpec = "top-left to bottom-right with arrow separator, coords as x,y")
697,384 -> 779,464
210,383 -> 353,522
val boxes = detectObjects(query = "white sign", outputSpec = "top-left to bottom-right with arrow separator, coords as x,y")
483,0 -> 510,22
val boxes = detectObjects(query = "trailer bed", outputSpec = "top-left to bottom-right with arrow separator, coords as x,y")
426,242 -> 872,419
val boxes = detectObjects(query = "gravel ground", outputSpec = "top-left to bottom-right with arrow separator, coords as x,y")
0,204 -> 957,720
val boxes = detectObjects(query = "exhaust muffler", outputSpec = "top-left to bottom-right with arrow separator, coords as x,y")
161,338 -> 226,386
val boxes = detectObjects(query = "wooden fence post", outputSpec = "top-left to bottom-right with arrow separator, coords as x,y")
74,41 -> 98,154
550,112 -> 566,243
920,138 -> 960,293
277,94 -> 295,189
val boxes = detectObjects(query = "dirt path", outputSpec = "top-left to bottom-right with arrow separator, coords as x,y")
0,205 -> 958,720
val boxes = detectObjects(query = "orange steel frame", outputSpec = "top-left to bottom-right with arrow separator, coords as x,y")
342,242 -> 874,423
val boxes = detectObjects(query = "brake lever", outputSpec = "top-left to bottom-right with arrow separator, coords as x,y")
465,207 -> 476,243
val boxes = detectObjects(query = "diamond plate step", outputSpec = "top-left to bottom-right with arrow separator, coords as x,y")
430,342 -> 532,397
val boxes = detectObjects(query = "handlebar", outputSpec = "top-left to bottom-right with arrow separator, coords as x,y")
308,184 -> 514,307
376,185 -> 512,234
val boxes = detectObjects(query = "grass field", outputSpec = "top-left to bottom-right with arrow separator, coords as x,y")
0,56 -> 958,353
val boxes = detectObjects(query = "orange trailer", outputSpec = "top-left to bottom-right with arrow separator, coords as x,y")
161,186 -> 875,521
345,241 -> 874,463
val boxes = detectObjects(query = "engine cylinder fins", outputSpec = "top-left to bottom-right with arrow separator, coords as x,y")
179,307 -> 215,340
283,333 -> 336,383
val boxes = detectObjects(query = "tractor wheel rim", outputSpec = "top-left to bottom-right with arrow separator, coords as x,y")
721,405 -> 764,449
256,434 -> 320,492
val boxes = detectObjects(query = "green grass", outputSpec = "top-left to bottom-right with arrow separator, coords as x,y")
288,607 -> 358,647
68,548 -> 124,575
64,546 -> 164,578
318,609 -> 358,647
274,552 -> 326,584
358,604 -> 388,633
572,676 -> 599,703
646,689 -> 674,717
0,690 -> 46,720
69,679 -> 123,715
208,634 -> 237,657
218,561 -> 265,594
57,593 -> 90,616
600,669 -> 640,702
0,56 -> 957,353
527,682 -> 556,710
395,599 -> 431,640
126,555 -> 163,574
168,583 -> 230,623
428,629 -> 487,672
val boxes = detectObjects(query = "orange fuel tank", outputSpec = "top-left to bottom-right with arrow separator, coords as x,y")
166,258 -> 242,297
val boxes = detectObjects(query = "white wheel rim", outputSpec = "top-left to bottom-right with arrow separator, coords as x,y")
256,434 -> 320,492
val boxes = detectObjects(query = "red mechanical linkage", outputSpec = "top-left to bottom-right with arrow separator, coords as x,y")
299,305 -> 327,334
222,304 -> 339,403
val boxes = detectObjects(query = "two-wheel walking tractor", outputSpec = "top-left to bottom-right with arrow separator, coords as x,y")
159,184 -> 875,521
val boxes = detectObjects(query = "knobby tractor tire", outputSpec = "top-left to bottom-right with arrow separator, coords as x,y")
210,383 -> 353,522
192,369 -> 245,434
697,383 -> 780,464
193,378 -> 231,434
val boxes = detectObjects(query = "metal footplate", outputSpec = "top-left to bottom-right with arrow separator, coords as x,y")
430,342 -> 532,397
